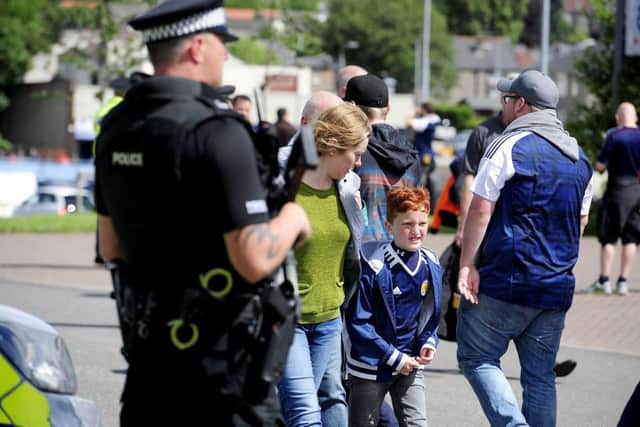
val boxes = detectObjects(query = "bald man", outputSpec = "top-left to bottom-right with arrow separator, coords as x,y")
301,91 -> 343,124
277,91 -> 343,171
337,65 -> 367,98
589,102 -> 640,296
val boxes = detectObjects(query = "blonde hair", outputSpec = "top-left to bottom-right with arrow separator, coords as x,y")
358,105 -> 389,121
313,103 -> 371,155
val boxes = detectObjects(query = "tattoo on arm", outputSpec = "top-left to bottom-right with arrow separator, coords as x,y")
242,224 -> 280,260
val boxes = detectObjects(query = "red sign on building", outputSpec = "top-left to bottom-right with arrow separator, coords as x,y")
266,74 -> 298,92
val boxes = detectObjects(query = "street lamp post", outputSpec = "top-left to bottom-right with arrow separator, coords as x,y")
612,0 -> 626,112
541,0 -> 550,74
421,0 -> 431,102
414,38 -> 422,103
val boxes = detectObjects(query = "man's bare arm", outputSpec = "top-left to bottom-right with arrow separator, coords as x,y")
580,214 -> 589,237
455,174 -> 475,246
224,202 -> 311,283
98,214 -> 125,261
458,194 -> 495,303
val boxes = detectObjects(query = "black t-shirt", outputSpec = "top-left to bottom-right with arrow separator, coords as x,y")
463,113 -> 505,176
95,77 -> 269,292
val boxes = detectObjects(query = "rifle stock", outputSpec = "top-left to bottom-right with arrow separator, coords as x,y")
284,125 -> 319,202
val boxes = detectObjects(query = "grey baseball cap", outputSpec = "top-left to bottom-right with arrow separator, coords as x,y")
497,69 -> 559,109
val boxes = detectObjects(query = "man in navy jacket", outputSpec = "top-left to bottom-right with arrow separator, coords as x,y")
457,70 -> 593,427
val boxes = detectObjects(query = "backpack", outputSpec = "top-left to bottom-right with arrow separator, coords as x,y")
437,242 -> 461,341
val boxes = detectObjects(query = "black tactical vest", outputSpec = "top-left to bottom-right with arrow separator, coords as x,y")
96,76 -> 260,298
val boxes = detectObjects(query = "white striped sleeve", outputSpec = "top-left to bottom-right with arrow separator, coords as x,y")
581,176 -> 594,216
471,132 -> 529,202
386,349 -> 404,371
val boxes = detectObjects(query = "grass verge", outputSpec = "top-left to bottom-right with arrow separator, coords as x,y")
0,212 -> 97,233
0,209 -> 598,235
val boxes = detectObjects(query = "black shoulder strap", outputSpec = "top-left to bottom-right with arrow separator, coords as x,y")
190,96 -> 281,198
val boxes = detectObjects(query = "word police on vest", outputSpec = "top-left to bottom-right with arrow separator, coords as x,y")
112,152 -> 144,167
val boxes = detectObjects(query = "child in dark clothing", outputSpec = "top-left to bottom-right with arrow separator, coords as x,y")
346,187 -> 442,427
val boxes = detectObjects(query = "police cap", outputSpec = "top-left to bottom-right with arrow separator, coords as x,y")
129,0 -> 238,44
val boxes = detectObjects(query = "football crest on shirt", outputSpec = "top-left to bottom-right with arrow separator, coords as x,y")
421,280 -> 430,296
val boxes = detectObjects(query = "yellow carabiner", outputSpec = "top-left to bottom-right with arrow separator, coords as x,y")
167,319 -> 199,351
199,268 -> 233,299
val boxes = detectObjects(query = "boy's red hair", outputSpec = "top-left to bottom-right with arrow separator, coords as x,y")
386,187 -> 431,223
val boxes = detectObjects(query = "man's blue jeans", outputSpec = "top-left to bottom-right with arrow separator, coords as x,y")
278,316 -> 348,427
456,294 -> 566,427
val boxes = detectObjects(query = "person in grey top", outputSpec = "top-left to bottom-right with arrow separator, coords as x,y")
463,113 -> 506,177
455,114 -> 506,246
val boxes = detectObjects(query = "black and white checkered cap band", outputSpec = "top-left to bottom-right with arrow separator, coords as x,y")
141,7 -> 226,43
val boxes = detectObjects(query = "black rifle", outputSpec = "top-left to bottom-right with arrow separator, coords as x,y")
243,93 -> 318,402
251,89 -> 281,209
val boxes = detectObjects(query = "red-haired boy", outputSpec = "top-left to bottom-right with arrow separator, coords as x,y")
345,187 -> 442,426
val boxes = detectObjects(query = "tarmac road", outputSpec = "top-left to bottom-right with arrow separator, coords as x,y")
1,232 -> 639,426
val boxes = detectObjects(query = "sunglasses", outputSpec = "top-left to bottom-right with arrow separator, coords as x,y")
502,95 -> 520,104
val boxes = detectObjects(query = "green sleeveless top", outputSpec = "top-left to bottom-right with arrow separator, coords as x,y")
295,182 -> 350,324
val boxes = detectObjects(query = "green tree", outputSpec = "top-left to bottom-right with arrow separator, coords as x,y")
549,0 -> 588,44
322,0 -> 456,97
566,0 -> 640,161
0,1 -> 153,112
226,0 -> 320,11
259,11 -> 325,57
434,0 -> 528,41
0,0 -> 59,111
228,37 -> 282,64
520,0 -> 588,46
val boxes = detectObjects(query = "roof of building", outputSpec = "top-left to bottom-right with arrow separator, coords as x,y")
529,39 -> 596,73
454,36 -> 520,72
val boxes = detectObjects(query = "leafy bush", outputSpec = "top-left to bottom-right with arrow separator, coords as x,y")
0,132 -> 12,152
433,104 -> 482,130
565,104 -> 613,163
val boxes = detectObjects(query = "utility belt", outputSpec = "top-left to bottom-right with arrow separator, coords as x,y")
106,260 -> 297,405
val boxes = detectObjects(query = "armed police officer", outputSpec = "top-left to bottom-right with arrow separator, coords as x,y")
94,0 -> 311,425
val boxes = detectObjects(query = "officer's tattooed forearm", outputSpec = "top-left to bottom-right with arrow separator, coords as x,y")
242,224 -> 279,260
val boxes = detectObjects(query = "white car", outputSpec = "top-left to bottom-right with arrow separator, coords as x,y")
13,185 -> 94,216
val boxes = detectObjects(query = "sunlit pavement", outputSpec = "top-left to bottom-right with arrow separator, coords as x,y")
0,232 -> 638,426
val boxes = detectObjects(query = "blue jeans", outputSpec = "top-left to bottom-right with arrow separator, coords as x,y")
278,316 -> 348,427
456,294 -> 566,427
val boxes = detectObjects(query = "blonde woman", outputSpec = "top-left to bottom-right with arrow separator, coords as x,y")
278,103 -> 371,426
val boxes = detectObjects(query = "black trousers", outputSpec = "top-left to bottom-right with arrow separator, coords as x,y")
120,363 -> 284,427
618,380 -> 640,427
